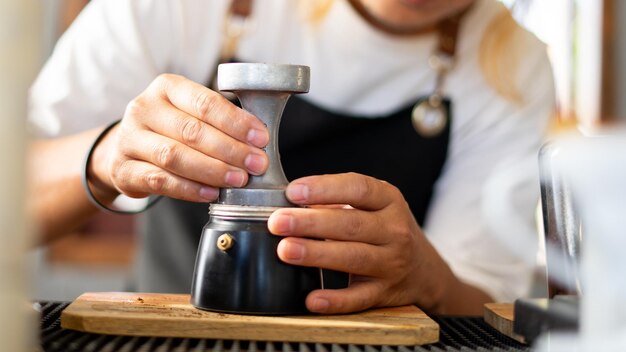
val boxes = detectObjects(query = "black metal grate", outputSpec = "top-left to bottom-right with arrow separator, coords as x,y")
38,302 -> 529,352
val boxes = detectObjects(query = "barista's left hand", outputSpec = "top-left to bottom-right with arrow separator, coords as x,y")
268,172 -> 457,314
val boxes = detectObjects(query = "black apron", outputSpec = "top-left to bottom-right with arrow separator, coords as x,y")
133,95 -> 451,293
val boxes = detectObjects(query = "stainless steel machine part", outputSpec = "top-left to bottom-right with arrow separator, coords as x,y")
539,142 -> 582,296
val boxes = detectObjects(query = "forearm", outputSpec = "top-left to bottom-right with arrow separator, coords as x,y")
28,127 -> 118,243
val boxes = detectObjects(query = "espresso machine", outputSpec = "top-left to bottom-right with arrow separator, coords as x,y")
191,63 -> 322,315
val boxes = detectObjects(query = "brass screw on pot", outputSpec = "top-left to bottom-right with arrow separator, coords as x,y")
217,233 -> 234,251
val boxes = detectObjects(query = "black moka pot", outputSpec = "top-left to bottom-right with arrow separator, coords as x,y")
190,63 -> 322,315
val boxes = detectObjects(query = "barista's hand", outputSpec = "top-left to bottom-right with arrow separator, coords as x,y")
88,74 -> 269,202
268,173 -> 454,314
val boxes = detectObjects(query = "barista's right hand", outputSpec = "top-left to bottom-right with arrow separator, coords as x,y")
87,74 -> 269,203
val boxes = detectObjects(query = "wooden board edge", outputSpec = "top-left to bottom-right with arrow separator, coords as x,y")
483,303 -> 526,344
60,311 -> 87,332
62,314 -> 439,346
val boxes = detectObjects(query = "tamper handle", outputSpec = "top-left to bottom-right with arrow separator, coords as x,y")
235,91 -> 290,190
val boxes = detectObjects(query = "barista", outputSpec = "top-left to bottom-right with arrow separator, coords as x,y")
28,0 -> 554,315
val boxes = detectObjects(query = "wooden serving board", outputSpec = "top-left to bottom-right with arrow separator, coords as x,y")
483,303 -> 526,344
61,292 -> 439,346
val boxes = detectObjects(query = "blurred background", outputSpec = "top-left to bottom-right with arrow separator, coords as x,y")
28,0 -> 626,301
29,2 -> 129,301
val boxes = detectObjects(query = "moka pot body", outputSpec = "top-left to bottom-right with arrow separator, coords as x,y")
191,216 -> 321,315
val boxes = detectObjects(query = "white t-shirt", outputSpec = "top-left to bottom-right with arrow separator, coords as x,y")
29,0 -> 555,302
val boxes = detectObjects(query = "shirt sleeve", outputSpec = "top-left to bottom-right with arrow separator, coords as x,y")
423,31 -> 556,302
28,0 -> 228,137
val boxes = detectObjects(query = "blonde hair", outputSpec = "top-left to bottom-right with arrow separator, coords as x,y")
301,0 -> 335,23
479,6 -> 524,104
301,0 -> 525,104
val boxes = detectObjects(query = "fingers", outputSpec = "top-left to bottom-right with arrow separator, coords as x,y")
270,173 -> 421,315
276,237 -> 389,277
107,74 -> 273,202
285,173 -> 400,211
150,74 -> 269,148
133,103 -> 268,176
110,159 -> 219,202
119,129 -> 250,188
306,280 -> 383,314
277,236 -> 388,314
268,207 -> 388,245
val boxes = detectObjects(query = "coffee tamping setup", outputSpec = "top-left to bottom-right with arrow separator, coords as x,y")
191,63 -> 322,315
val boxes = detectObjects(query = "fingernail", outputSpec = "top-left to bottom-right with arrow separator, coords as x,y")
272,213 -> 294,234
199,186 -> 219,201
280,240 -> 305,261
247,128 -> 269,148
245,152 -> 267,175
224,170 -> 246,187
311,298 -> 330,312
287,183 -> 309,202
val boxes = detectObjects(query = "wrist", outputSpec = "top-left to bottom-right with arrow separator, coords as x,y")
420,264 -> 457,315
84,122 -> 121,205
428,273 -> 493,316
428,274 -> 461,315
409,233 -> 458,315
